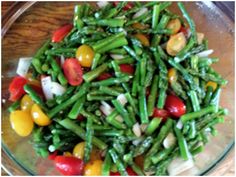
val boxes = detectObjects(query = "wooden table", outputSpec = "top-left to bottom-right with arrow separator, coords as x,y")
1,1 -> 235,176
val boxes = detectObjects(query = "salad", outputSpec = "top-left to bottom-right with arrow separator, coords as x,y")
7,2 -> 228,176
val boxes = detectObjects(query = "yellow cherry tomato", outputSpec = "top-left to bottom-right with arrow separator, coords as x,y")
10,110 -> 34,137
205,81 -> 217,91
20,94 -> 34,111
132,23 -> 147,30
134,33 -> 150,47
76,45 -> 94,67
63,151 -> 73,156
166,18 -> 181,34
168,68 -> 177,84
84,160 -> 103,176
73,142 -> 85,159
31,104 -> 51,126
166,32 -> 186,56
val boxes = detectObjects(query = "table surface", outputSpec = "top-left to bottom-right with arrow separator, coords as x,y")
1,1 -> 235,176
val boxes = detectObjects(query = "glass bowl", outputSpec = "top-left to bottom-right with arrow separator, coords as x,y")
1,1 -> 235,175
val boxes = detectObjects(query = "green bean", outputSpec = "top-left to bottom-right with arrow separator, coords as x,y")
174,127 -> 191,160
106,110 -> 126,129
74,5 -> 84,29
125,92 -> 138,114
145,118 -> 162,135
157,14 -> 170,29
84,17 -> 125,27
58,118 -> 107,150
188,90 -> 200,111
139,87 -> 149,124
132,64 -> 140,97
57,72 -> 68,86
151,145 -> 175,164
112,99 -> 133,127
48,83 -> 88,118
95,129 -> 124,137
98,86 -> 121,96
191,145 -> 204,156
147,75 -> 159,116
80,109 -> 102,125
91,53 -> 101,70
210,86 -> 221,112
152,4 -> 161,30
181,105 -> 217,123
109,149 -> 128,176
98,37 -> 128,54
127,106 -> 136,125
133,136 -> 153,157
139,56 -> 147,85
203,86 -> 213,106
68,95 -> 85,119
115,57 -> 135,64
46,48 -> 76,56
84,118 -> 93,162
8,101 -> 20,113
110,48 -> 127,55
56,86 -> 76,104
126,11 -> 150,26
123,46 -> 142,61
102,152 -> 112,176
83,63 -> 108,82
91,75 -> 132,87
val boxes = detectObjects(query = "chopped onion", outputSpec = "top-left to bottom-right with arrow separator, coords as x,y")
97,1 -> 108,8
110,54 -> 125,60
16,57 -> 32,77
100,101 -> 114,116
196,49 -> 214,58
176,119 -> 183,129
132,138 -> 143,146
167,157 -> 194,176
117,94 -> 127,105
163,132 -> 176,149
51,82 -> 66,96
140,123 -> 148,132
132,123 -> 141,137
60,55 -> 65,66
133,7 -> 148,19
144,171 -> 155,176
41,76 -> 53,100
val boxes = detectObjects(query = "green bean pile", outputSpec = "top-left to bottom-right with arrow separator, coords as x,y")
9,2 -> 228,176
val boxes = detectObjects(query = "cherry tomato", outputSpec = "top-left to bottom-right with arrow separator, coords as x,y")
152,108 -> 171,122
20,94 -> 34,111
63,58 -> 83,86
10,110 -> 34,137
119,64 -> 134,75
90,148 -> 102,161
8,76 -> 27,101
76,45 -> 95,67
166,18 -> 181,34
113,2 -> 133,10
30,84 -> 44,99
54,156 -> 84,176
64,152 -> 73,157
133,33 -> 150,47
97,73 -> 112,81
48,150 -> 58,160
168,68 -> 177,84
179,26 -> 189,37
73,142 -> 85,159
84,160 -> 103,176
164,94 -> 186,117
52,24 -> 73,43
166,32 -> 186,56
31,104 -> 51,126
110,167 -> 138,176
205,81 -> 217,91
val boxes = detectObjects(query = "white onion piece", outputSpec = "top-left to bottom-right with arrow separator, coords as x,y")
132,138 -> 143,146
132,123 -> 141,137
97,1 -> 108,8
110,54 -> 124,60
117,94 -> 127,105
41,76 -> 53,100
51,82 -> 66,96
196,49 -> 214,58
60,55 -> 65,66
16,57 -> 32,77
167,157 -> 194,176
176,119 -> 183,129
163,132 -> 176,149
140,123 -> 148,132
133,7 -> 148,19
100,102 -> 114,116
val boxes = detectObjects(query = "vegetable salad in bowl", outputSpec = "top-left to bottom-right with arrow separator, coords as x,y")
6,1 -> 229,176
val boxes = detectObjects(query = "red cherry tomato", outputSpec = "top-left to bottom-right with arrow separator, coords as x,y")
152,108 -> 171,122
97,73 -> 112,81
179,26 -> 189,37
164,94 -> 186,117
110,167 -> 137,176
52,24 -> 73,43
113,2 -> 133,10
48,150 -> 58,160
54,156 -> 84,176
63,58 -> 83,86
119,64 -> 134,75
8,76 -> 28,101
30,84 -> 44,99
